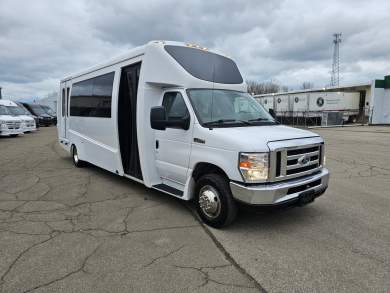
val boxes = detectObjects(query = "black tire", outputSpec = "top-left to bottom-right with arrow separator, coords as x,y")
10,134 -> 18,137
195,173 -> 237,228
71,145 -> 86,168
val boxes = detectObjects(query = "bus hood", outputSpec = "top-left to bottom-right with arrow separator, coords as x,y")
18,115 -> 35,121
199,124 -> 321,152
0,115 -> 22,122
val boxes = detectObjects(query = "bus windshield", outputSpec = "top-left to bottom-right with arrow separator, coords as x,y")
42,106 -> 55,115
7,106 -> 25,116
186,89 -> 276,127
30,105 -> 46,115
0,105 -> 10,115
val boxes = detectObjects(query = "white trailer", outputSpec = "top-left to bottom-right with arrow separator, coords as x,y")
58,41 -> 329,227
255,91 -> 361,122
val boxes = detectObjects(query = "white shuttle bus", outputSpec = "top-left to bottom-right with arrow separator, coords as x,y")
0,100 -> 25,137
2,100 -> 36,133
58,41 -> 329,227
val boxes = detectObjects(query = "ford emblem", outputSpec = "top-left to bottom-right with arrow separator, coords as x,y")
298,155 -> 310,166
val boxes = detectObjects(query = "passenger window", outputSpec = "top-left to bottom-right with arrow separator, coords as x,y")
162,92 -> 189,122
69,72 -> 114,118
66,87 -> 70,117
62,88 -> 65,117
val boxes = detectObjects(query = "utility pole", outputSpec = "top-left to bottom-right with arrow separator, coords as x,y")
330,33 -> 342,86
0,87 -> 2,99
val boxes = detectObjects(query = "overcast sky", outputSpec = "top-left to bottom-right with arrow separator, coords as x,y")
1,0 -> 390,99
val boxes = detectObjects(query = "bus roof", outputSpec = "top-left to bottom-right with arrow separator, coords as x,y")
61,41 -> 229,83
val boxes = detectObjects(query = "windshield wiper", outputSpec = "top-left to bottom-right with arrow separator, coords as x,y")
248,117 -> 271,122
247,117 -> 278,124
204,119 -> 251,127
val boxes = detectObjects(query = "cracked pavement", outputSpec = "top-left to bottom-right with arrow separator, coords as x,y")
1,126 -> 390,293
208,126 -> 390,292
0,128 -> 259,293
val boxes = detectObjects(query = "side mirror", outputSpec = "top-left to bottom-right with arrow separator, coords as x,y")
150,106 -> 167,130
172,114 -> 190,130
165,114 -> 190,130
269,108 -> 276,119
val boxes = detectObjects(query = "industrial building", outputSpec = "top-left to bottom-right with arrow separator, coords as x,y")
254,75 -> 390,126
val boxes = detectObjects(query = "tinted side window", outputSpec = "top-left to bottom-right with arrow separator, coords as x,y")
164,45 -> 243,84
70,79 -> 93,117
162,92 -> 189,120
62,88 -> 65,117
66,87 -> 70,117
70,72 -> 114,117
92,74 -> 113,117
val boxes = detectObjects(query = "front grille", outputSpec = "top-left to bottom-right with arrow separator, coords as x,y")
287,146 -> 319,156
272,143 -> 323,181
275,151 -> 281,177
6,121 -> 21,129
286,164 -> 318,175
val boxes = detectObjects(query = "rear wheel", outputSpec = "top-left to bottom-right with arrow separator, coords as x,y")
71,145 -> 86,167
195,173 -> 237,228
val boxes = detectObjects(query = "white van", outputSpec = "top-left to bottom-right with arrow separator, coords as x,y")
58,41 -> 329,227
2,100 -> 36,133
0,100 -> 24,137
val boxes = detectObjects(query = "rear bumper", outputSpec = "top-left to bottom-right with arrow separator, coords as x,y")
230,168 -> 329,205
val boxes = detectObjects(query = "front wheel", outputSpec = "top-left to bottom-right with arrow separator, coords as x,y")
71,145 -> 86,168
195,173 -> 237,228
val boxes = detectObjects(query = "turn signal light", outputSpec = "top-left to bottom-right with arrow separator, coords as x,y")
239,161 -> 253,168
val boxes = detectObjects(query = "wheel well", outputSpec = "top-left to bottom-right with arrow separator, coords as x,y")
192,162 -> 229,182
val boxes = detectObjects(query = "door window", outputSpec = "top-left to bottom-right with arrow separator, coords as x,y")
162,92 -> 189,123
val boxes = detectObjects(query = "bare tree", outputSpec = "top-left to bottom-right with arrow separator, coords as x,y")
301,82 -> 314,90
281,86 -> 289,92
247,81 -> 284,95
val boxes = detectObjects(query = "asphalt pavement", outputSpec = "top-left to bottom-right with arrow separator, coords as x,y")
0,128 -> 259,293
209,126 -> 390,292
1,126 -> 389,292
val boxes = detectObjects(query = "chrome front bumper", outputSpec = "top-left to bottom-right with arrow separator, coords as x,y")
230,168 -> 329,205
0,128 -> 23,136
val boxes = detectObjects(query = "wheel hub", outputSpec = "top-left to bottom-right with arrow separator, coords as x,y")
199,185 -> 221,219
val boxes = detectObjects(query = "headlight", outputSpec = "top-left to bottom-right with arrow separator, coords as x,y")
239,152 -> 269,182
0,120 -> 5,127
